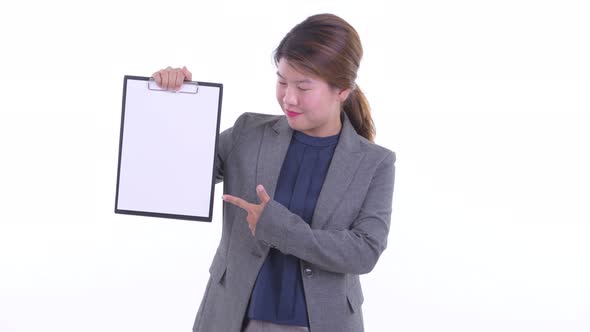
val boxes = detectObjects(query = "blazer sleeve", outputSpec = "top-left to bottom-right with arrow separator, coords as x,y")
255,150 -> 396,275
213,113 -> 248,184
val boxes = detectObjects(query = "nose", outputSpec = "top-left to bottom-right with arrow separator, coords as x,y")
283,86 -> 298,106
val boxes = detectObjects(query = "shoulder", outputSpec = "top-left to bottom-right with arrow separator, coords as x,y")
356,134 -> 396,166
340,111 -> 396,166
225,112 -> 284,147
232,112 -> 283,132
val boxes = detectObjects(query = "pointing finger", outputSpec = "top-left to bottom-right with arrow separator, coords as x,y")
222,194 -> 250,211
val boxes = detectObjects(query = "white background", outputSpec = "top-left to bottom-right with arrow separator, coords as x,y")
1,1 -> 589,331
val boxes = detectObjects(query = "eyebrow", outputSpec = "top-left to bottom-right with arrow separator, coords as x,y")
276,71 -> 313,84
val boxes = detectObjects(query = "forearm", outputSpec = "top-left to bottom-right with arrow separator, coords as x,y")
255,200 -> 389,275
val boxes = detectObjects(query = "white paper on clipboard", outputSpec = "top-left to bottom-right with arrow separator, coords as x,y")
115,76 -> 223,222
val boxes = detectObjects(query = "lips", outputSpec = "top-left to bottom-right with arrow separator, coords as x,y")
286,110 -> 302,117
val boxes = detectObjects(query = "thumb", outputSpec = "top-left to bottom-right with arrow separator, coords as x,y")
256,184 -> 270,204
181,66 -> 192,81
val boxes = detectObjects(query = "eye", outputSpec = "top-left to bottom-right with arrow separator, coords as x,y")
298,86 -> 310,91
278,81 -> 287,86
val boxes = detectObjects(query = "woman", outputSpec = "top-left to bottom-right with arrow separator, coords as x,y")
153,13 -> 395,332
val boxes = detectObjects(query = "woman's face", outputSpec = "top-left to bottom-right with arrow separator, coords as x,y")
276,58 -> 350,137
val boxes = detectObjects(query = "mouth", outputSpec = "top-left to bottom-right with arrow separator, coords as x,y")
286,109 -> 302,117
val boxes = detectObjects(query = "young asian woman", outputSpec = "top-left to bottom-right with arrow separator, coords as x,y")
152,13 -> 396,332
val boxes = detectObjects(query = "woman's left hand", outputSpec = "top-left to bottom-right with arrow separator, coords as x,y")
222,185 -> 270,236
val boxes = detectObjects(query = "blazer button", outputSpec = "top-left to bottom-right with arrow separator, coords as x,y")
303,267 -> 313,277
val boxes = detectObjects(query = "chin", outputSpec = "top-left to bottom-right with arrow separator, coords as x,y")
286,118 -> 305,131
286,120 -> 299,130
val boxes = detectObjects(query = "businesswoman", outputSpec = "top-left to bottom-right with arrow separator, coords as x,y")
153,13 -> 395,332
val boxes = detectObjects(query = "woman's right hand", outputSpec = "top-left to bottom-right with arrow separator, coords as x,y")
151,66 -> 193,91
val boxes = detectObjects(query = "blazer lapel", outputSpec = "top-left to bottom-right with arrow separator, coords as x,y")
255,116 -> 293,200
311,112 -> 365,230
251,116 -> 292,255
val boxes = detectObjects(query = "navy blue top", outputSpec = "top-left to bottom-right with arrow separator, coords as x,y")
246,130 -> 340,326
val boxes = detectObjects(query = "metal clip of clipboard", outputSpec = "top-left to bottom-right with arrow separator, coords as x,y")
147,78 -> 199,94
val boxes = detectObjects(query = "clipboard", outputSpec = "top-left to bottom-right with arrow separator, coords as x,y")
114,75 -> 223,222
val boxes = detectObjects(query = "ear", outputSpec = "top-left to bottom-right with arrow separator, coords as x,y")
337,87 -> 352,102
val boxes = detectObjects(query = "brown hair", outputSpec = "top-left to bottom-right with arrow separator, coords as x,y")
274,13 -> 375,142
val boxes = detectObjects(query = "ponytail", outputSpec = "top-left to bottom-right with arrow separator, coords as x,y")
343,85 -> 375,142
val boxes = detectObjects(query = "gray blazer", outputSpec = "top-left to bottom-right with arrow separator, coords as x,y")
192,111 -> 396,332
